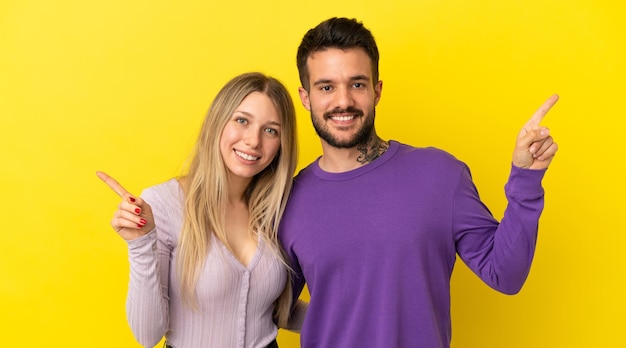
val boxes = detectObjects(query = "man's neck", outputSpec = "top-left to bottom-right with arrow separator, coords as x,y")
319,135 -> 389,173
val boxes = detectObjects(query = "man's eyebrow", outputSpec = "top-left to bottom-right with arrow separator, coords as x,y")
349,75 -> 370,82
312,75 -> 370,86
312,79 -> 333,86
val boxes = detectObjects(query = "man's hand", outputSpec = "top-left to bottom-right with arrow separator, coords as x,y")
512,94 -> 559,170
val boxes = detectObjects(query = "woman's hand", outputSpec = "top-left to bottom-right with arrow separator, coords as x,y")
96,171 -> 155,241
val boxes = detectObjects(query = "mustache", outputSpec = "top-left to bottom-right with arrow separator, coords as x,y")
324,107 -> 364,119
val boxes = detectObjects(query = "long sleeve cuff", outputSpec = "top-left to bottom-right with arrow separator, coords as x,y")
505,164 -> 546,198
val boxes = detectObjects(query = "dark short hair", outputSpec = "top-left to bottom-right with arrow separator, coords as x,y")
296,17 -> 380,90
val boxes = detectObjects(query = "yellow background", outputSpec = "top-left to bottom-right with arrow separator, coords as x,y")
1,0 -> 624,347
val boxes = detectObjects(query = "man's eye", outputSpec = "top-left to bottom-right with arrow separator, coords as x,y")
353,82 -> 363,88
321,86 -> 332,91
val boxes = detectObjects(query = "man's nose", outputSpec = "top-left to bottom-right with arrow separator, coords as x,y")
333,86 -> 354,110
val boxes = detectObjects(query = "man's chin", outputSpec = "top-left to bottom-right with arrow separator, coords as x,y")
323,137 -> 361,149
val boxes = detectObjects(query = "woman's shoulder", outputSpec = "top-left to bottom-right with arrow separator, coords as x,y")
140,178 -> 185,217
140,178 -> 184,243
141,178 -> 181,201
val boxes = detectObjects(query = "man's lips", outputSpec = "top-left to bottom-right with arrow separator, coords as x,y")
325,108 -> 363,121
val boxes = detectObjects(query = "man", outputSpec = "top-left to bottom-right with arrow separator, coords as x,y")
279,17 -> 558,347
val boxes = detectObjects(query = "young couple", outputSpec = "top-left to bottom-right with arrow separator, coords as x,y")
98,17 -> 559,348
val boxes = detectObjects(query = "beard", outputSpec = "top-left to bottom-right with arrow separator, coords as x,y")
311,106 -> 376,149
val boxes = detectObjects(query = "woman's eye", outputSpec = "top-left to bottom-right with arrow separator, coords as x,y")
236,118 -> 247,124
265,128 -> 278,135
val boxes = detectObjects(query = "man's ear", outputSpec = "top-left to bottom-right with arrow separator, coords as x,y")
298,87 -> 311,111
374,80 -> 383,106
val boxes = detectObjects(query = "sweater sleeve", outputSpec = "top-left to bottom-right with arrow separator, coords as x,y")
453,164 -> 546,294
283,239 -> 307,329
125,189 -> 172,347
283,299 -> 308,332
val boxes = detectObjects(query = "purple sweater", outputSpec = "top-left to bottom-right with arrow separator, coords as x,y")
279,141 -> 546,348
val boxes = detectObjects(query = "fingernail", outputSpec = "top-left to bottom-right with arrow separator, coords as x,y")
140,218 -> 147,225
137,223 -> 142,228
130,197 -> 136,203
135,208 -> 141,214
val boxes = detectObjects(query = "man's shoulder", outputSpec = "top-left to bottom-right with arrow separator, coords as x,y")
293,160 -> 318,181
391,141 -> 463,167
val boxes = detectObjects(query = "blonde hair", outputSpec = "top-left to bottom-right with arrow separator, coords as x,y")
178,72 -> 298,327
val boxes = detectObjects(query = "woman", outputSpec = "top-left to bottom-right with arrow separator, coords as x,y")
97,72 -> 304,348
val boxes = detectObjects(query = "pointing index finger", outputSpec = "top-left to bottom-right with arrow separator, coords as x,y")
96,171 -> 131,198
524,94 -> 559,130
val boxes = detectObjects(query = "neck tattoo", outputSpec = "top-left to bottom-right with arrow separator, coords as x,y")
356,138 -> 389,165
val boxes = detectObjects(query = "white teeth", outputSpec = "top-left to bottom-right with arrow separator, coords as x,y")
235,150 -> 259,161
332,115 -> 355,121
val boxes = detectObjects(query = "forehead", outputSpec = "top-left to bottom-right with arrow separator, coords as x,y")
235,92 -> 281,123
306,47 -> 373,82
